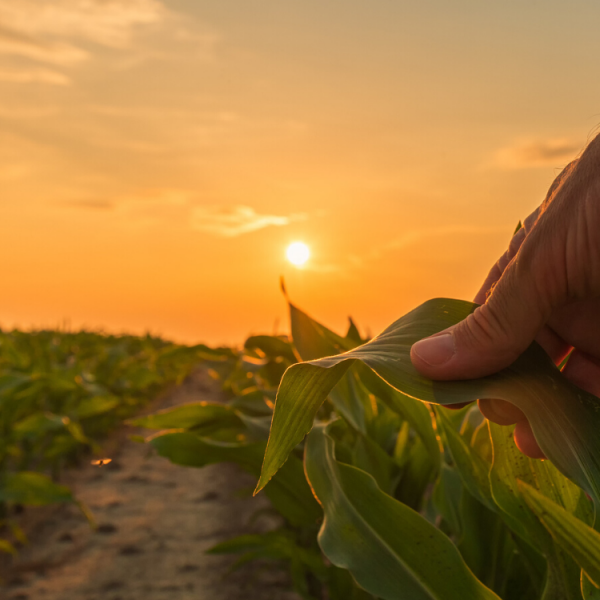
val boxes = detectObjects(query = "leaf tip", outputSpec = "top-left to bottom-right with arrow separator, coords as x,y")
280,276 -> 288,299
253,471 -> 272,496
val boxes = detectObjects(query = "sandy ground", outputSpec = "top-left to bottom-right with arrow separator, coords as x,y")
2,370 -> 300,600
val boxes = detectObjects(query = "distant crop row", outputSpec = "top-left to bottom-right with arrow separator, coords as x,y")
0,327 -> 227,555
137,282 -> 600,600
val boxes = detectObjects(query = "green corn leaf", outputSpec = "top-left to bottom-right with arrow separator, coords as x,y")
488,422 -> 593,548
287,299 -> 356,362
208,529 -> 327,583
393,420 -> 411,466
256,298 -> 600,511
435,407 -> 494,510
436,408 -> 547,596
359,365 -> 440,469
0,472 -> 73,505
433,463 -> 463,535
328,370 -> 373,433
457,490 -> 539,597
351,431 -> 401,495
395,434 -> 437,511
488,422 -> 589,599
286,296 -> 374,434
303,422 -> 500,600
583,574 -> 600,599
128,402 -> 241,432
327,567 -> 378,600
519,479 -> 600,588
13,412 -> 67,437
71,395 -> 119,419
244,335 -> 296,363
229,388 -> 274,416
345,317 -> 363,345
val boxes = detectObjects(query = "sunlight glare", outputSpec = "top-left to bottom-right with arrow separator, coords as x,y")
286,242 -> 310,267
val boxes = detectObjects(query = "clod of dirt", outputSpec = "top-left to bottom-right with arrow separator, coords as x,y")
96,523 -> 118,534
118,545 -> 142,556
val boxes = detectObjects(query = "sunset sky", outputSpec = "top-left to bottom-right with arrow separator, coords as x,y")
1,1 -> 600,345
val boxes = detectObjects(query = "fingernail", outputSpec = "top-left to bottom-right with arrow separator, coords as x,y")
412,334 -> 455,366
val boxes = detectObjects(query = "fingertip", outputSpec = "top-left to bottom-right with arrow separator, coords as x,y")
411,333 -> 455,366
514,420 -> 546,459
478,398 -> 525,426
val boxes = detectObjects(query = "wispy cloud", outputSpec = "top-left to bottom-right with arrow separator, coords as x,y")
0,0 -> 219,97
349,225 -> 511,268
0,0 -> 169,85
493,137 -> 583,169
0,67 -> 69,85
0,0 -> 164,49
191,205 -> 308,237
0,27 -> 88,66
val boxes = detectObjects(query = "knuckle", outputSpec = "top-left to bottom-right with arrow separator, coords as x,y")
454,303 -> 519,360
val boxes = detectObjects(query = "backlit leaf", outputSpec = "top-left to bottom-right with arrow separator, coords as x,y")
256,298 -> 600,512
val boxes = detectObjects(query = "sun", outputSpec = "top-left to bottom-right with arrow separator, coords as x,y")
286,242 -> 310,267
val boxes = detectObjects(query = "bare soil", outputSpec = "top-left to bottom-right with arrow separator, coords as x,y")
2,369 -> 300,600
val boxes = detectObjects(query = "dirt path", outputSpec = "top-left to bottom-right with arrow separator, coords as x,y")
3,370 -> 301,600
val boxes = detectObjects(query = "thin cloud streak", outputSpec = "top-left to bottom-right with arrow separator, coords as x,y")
298,225 -> 512,277
0,68 -> 69,85
0,28 -> 88,65
493,137 -> 583,169
348,225 -> 512,268
0,0 -> 169,86
191,205 -> 308,237
0,0 -> 165,48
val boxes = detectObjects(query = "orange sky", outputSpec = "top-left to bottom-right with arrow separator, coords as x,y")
1,1 -> 600,345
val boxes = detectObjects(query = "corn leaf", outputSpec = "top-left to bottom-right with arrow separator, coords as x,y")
287,299 -> 370,432
488,422 -> 593,549
303,422 -> 500,600
0,472 -> 73,505
256,298 -> 600,511
359,365 -> 440,470
488,422 -> 587,599
519,480 -> 600,588
244,335 -> 296,363
288,300 -> 356,363
129,402 -> 241,431
435,407 -> 494,510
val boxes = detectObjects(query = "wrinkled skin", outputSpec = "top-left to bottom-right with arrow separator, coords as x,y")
410,133 -> 600,458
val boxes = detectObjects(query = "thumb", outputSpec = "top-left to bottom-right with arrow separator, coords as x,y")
410,251 -> 553,380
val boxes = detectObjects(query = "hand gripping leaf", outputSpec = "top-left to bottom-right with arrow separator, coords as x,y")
255,298 -> 600,508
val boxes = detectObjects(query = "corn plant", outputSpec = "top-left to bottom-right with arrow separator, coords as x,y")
143,281 -> 600,599
0,328 -> 226,554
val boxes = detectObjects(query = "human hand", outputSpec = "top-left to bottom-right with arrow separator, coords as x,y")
410,134 -> 600,458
